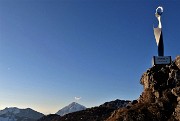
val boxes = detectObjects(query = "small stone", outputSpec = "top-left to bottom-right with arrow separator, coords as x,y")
154,91 -> 160,98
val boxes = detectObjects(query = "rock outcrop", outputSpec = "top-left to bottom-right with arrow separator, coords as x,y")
107,56 -> 180,121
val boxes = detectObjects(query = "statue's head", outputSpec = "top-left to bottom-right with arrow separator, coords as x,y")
155,6 -> 163,17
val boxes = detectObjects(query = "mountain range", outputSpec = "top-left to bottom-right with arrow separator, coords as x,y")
0,102 -> 88,121
38,99 -> 131,121
3,56 -> 180,121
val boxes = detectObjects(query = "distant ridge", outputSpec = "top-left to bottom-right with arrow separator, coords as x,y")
0,107 -> 44,121
38,99 -> 130,121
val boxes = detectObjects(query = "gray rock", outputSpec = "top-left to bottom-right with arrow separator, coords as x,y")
175,56 -> 180,70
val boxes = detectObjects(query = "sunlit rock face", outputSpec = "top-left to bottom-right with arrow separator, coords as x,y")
175,56 -> 180,70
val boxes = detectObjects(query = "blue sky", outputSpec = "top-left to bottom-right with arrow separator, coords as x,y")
0,0 -> 180,114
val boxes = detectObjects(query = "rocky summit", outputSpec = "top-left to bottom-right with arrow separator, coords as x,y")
107,56 -> 180,121
38,56 -> 180,121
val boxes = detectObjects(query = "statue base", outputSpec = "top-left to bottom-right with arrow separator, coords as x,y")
152,56 -> 171,66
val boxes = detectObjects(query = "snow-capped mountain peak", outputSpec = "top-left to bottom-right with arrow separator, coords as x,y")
0,107 -> 44,121
56,102 -> 86,116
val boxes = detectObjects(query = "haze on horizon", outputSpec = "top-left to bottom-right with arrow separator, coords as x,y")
0,0 -> 180,114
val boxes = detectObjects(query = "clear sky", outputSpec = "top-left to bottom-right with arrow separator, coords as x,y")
0,0 -> 180,114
